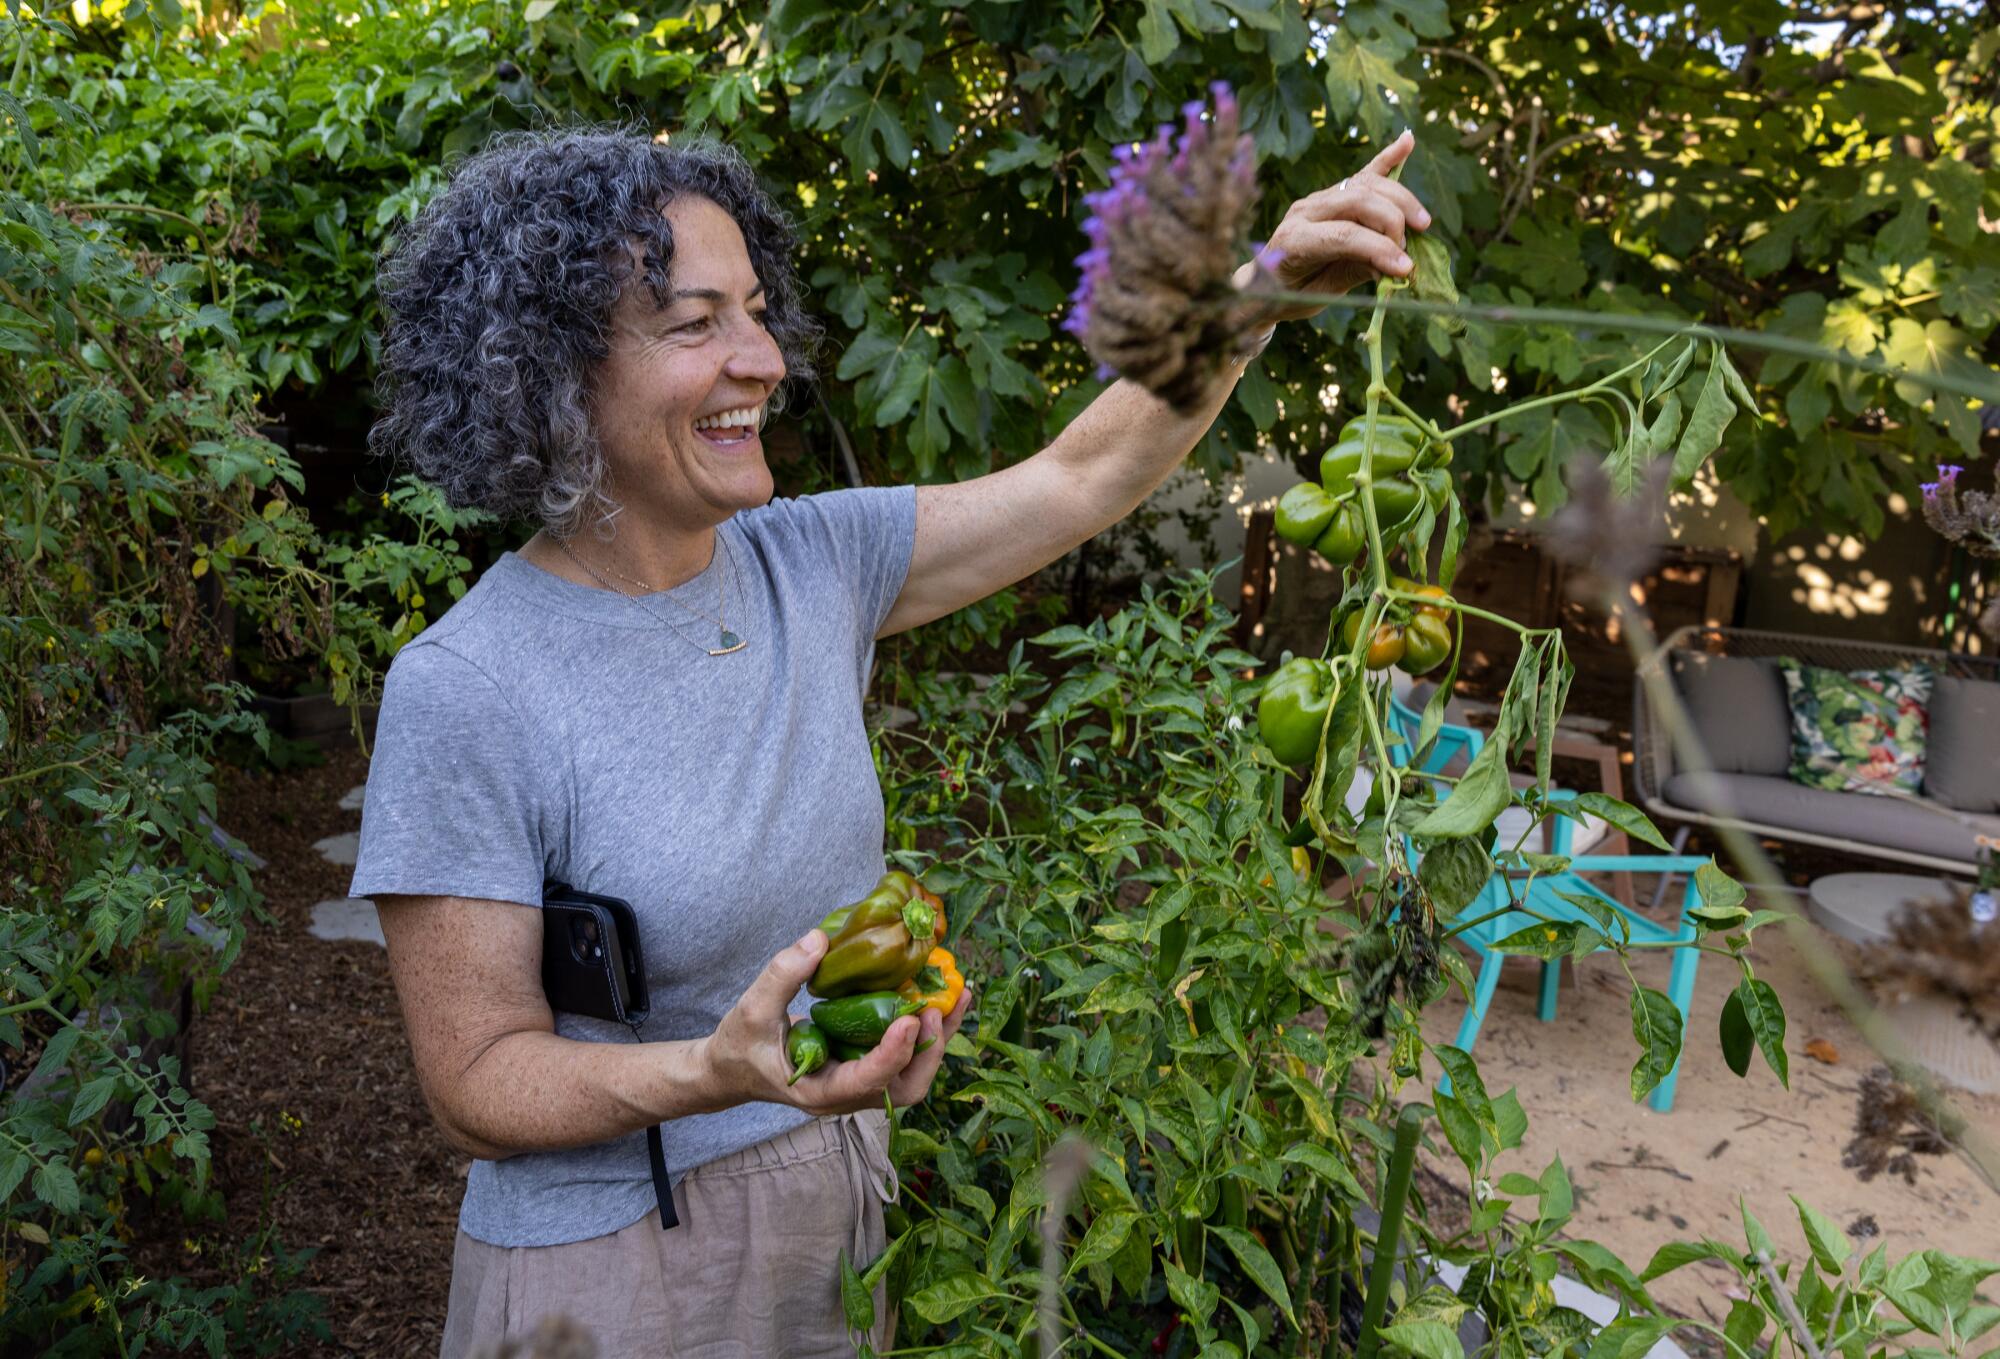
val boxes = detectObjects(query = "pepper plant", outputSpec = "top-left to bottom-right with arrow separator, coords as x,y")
853,96 -> 1995,1358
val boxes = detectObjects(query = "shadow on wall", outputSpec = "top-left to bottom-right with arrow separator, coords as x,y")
1744,490 -> 1990,653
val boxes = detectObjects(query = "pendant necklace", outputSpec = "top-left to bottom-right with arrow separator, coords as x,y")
554,532 -> 749,657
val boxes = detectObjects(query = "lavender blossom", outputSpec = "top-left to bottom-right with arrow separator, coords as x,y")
1920,458 -> 2000,560
1066,84 -> 1276,412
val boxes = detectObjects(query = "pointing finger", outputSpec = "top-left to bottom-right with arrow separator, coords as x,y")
1363,128 -> 1416,177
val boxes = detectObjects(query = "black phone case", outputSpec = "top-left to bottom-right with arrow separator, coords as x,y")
540,882 -> 649,1027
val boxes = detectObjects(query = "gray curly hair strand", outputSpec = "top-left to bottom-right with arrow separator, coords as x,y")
368,127 -> 820,536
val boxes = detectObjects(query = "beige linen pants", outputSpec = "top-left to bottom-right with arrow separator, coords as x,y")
440,1112 -> 897,1359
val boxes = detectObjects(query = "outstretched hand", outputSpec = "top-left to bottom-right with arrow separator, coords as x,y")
702,930 -> 970,1116
1246,130 -> 1432,322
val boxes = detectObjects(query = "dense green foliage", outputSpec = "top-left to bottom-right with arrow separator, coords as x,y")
5,0 -> 1996,1353
0,5 -> 486,1348
40,0 -> 1999,542
872,574 -> 1993,1358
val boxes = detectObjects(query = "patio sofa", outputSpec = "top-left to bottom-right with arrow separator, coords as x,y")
1632,626 -> 2000,874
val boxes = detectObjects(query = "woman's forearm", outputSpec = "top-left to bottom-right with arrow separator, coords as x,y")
440,1029 -> 725,1161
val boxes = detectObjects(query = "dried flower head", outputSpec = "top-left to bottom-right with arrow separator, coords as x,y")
1542,456 -> 1673,601
1921,458 -> 2000,559
1980,597 -> 2000,644
1066,83 -> 1277,412
1842,1066 -> 1954,1186
1858,887 -> 2000,1044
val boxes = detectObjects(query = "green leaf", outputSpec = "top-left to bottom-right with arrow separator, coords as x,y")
1212,1225 -> 1296,1328
1539,1152 -> 1574,1226
1323,28 -> 1419,141
1417,837 -> 1493,915
1487,218 -> 1588,298
1137,0 -> 1180,62
1641,1239 -> 1739,1281
1723,1298 -> 1765,1355
1734,978 -> 1788,1088
1671,344 -> 1737,487
1408,235 -> 1462,331
1792,1195 -> 1851,1275
1381,1287 -> 1470,1359
1433,1091 -> 1483,1175
68,1075 -> 118,1126
1491,920 -> 1598,960
32,1161 -> 79,1216
1718,986 -> 1754,1079
1069,1208 -> 1141,1272
1742,1202 -> 1776,1261
1282,1142 -> 1367,1201
31,1024 -> 80,1084
837,1247 -> 873,1333
1570,792 -> 1671,852
1628,985 -> 1683,1102
1410,736 -> 1511,839
1587,1316 -> 1674,1359
1432,1045 -> 1493,1128
906,1273 -> 1004,1325
1694,859 -> 1747,913
1380,1319 -> 1466,1359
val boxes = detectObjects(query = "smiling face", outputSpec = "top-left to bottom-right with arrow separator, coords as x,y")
590,195 -> 788,536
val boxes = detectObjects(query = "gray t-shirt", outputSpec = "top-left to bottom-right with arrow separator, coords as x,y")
348,486 -> 917,1247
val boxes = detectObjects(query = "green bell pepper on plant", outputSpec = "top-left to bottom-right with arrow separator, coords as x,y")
1318,435 -> 1419,490
1313,503 -> 1367,564
1399,613 -> 1452,675
1274,482 -> 1340,547
1256,656 -> 1335,768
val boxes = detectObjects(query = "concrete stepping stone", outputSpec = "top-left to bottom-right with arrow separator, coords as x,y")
338,784 -> 367,811
312,831 -> 360,866
309,898 -> 385,947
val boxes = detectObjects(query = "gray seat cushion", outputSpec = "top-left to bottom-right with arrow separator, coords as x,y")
1671,653 -> 1791,776
1924,675 -> 2000,814
1663,771 -> 2000,865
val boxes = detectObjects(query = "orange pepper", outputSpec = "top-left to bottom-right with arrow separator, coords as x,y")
897,946 -> 965,1017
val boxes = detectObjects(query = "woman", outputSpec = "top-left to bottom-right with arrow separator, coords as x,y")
351,126 -> 1427,1357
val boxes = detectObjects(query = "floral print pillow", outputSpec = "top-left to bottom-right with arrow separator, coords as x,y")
1777,659 -> 1934,795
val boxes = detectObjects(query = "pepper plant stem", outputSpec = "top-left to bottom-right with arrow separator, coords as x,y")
1354,1103 -> 1425,1359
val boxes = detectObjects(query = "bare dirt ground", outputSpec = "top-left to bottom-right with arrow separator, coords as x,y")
1414,875 -> 2000,1328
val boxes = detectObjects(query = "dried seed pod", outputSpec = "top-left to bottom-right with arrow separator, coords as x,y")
1065,83 -> 1278,413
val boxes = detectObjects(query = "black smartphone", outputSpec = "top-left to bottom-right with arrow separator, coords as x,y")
540,881 -> 649,1027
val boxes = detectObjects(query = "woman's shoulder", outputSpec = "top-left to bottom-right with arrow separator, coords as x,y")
735,485 -> 916,558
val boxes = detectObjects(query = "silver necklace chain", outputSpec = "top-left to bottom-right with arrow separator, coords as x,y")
553,533 -> 748,657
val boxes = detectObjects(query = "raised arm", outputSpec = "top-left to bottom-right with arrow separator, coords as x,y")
877,131 -> 1431,638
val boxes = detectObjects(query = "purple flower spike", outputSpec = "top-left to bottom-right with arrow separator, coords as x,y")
1064,82 -> 1269,412
1921,483 -> 1940,498
1940,464 -> 1963,483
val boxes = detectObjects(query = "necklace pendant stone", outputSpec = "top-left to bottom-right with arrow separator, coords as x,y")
710,630 -> 746,656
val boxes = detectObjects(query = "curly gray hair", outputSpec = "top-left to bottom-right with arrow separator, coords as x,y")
368,127 -> 819,535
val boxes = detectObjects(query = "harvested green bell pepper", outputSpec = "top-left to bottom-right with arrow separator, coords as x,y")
785,1020 -> 829,1086
811,991 -> 926,1047
1257,656 -> 1334,768
808,870 -> 945,999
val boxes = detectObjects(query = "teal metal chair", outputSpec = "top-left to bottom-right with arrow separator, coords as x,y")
1384,691 -> 1707,1112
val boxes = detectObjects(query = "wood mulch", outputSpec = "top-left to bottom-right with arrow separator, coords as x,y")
127,744 -> 459,1356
